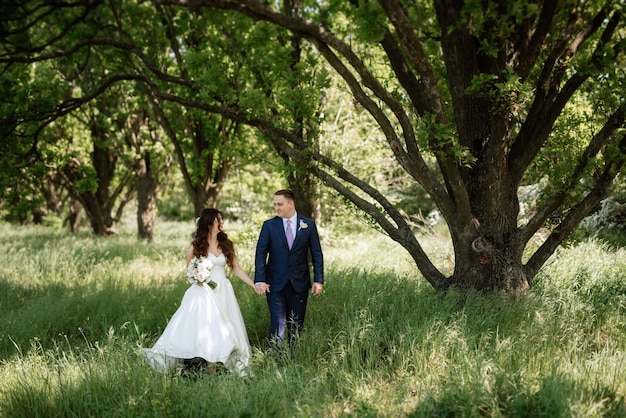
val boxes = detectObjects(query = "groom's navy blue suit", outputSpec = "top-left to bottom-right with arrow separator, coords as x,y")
255,215 -> 324,344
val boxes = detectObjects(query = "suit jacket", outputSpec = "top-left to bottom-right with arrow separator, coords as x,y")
254,215 -> 324,293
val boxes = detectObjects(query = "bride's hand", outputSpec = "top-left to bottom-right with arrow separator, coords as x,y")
254,283 -> 269,295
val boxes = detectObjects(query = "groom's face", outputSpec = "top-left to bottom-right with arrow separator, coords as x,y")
273,195 -> 295,219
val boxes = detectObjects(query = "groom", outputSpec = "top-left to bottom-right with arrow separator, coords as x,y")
254,189 -> 324,350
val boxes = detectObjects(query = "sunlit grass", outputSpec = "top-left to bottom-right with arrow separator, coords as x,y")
0,222 -> 625,416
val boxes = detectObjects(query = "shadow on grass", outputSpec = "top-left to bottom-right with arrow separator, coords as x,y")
408,371 -> 626,418
0,272 -> 270,361
3,255 -> 625,417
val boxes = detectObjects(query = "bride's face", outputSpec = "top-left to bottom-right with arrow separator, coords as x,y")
210,215 -> 223,231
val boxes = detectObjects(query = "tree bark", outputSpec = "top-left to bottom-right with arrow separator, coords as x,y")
60,139 -> 134,236
135,154 -> 158,241
66,198 -> 82,234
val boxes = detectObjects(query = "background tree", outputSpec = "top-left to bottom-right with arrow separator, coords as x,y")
0,1 -> 250,226
0,50 -> 73,223
141,5 -> 245,215
116,85 -> 172,241
1,1 -> 137,233
56,90 -> 135,236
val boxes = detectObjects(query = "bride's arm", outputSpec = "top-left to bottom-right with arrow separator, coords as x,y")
230,257 -> 256,289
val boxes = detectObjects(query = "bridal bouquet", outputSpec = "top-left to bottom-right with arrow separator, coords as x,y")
186,256 -> 217,289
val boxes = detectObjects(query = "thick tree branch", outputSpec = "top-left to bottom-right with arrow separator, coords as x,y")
257,119 -> 449,289
319,39 -> 457,223
509,5 -> 617,181
515,1 -> 557,81
379,31 -> 431,116
147,81 -> 448,286
524,132 -> 626,281
0,0 -> 103,58
378,0 -> 447,122
379,0 -> 477,234
521,106 -> 625,245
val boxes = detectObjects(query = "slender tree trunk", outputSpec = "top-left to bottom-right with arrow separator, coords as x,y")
43,171 -> 62,213
32,208 -> 45,224
136,154 -> 158,241
66,198 -> 82,233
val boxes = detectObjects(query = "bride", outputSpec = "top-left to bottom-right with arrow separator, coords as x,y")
142,208 -> 267,375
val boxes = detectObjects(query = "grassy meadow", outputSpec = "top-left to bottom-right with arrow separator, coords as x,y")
0,220 -> 625,417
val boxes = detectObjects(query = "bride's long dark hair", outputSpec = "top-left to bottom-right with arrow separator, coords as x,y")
192,208 -> 235,268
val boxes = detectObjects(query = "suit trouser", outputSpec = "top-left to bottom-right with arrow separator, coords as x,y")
267,281 -> 309,347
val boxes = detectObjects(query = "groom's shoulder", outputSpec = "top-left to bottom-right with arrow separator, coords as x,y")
264,216 -> 281,225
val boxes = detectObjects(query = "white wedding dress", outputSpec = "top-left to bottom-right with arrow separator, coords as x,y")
142,253 -> 250,376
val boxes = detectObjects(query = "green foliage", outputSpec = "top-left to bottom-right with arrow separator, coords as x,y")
157,180 -> 196,222
416,113 -> 476,166
74,165 -> 100,194
523,102 -> 623,221
460,0 -> 539,57
180,9 -> 324,133
352,0 -> 387,44
1,224 -> 625,416
465,67 -> 530,119
0,188 -> 44,224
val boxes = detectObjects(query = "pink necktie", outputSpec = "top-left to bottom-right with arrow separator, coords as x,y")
286,219 -> 294,249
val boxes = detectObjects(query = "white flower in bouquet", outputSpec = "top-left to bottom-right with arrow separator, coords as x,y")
186,256 -> 216,289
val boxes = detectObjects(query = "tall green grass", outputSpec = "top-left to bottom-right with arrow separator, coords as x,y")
1,222 -> 624,417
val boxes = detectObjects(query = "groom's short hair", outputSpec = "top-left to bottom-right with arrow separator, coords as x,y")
275,189 -> 295,201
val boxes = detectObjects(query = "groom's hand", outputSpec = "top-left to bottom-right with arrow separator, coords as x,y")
254,283 -> 269,295
312,282 -> 323,297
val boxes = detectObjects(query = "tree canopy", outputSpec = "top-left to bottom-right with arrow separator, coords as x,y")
1,0 -> 625,292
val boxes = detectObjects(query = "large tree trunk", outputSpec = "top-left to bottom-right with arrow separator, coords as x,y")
452,234 -> 529,292
43,171 -> 62,214
34,171 -> 64,225
288,171 -> 318,220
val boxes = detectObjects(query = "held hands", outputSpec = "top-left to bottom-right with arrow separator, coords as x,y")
254,283 -> 270,295
253,282 -> 321,296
